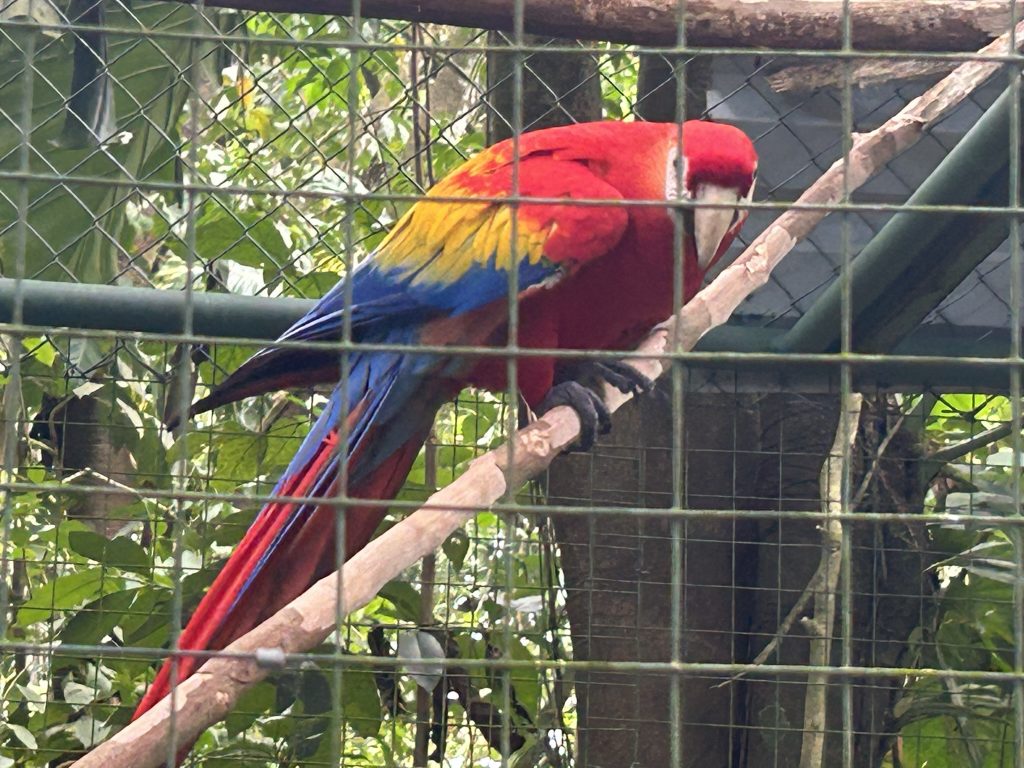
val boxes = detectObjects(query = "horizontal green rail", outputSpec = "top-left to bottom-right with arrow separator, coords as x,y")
0,278 -> 310,341
0,277 -> 1014,391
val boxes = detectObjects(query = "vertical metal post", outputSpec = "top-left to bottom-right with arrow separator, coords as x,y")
166,4 -> 205,760
839,1 -> 856,765
1008,6 -> 1024,767
0,10 -> 34,647
499,1 -> 526,762
669,3 -> 690,765
331,0 -> 364,762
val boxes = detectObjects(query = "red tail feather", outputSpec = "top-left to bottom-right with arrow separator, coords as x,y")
133,418 -> 427,723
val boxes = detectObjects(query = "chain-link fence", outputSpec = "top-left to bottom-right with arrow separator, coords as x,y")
0,1 -> 1022,766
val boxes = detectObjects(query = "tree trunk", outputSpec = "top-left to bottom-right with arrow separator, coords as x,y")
550,390 -> 938,767
31,389 -> 137,538
549,389 -> 764,766
485,32 -> 601,143
741,394 -> 938,767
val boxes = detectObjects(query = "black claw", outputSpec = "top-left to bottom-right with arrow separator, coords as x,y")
592,360 -> 656,397
539,381 -> 611,452
555,360 -> 656,399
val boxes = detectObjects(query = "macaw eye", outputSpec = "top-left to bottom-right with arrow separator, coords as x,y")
673,154 -> 685,176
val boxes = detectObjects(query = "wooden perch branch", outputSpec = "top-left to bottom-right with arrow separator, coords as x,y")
177,0 -> 1016,52
71,23 -> 1024,768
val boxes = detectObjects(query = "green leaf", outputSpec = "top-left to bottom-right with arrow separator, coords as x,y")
17,567 -> 116,626
25,336 -> 58,367
262,417 -> 309,472
297,666 -> 334,716
397,630 -> 446,693
209,421 -> 267,491
341,667 -> 382,738
290,668 -> 334,759
6,723 -> 37,750
378,581 -> 421,623
226,681 -> 277,737
242,106 -> 274,140
60,587 -> 140,645
68,531 -> 149,575
186,203 -> 288,271
506,638 -> 542,720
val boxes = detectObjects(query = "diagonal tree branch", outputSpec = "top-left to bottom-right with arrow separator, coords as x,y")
70,20 -> 1024,768
929,422 -> 1015,464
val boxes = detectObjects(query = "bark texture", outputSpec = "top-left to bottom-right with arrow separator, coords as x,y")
549,390 -> 763,766
176,0 -> 1016,53
485,32 -> 602,142
742,395 -> 938,767
32,391 -> 137,538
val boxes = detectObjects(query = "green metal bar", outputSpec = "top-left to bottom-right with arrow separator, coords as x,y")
708,324 -> 1015,391
0,276 -> 1013,388
0,278 -> 310,340
776,84 -> 1021,355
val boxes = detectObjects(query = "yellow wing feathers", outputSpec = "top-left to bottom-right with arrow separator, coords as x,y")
375,177 -> 551,285
371,143 -> 629,289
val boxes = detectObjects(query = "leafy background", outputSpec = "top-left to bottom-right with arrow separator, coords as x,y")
0,3 -> 1021,766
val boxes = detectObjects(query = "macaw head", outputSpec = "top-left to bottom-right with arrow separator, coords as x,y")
664,120 -> 758,273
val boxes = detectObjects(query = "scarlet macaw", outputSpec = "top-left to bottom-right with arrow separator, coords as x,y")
134,119 -> 757,720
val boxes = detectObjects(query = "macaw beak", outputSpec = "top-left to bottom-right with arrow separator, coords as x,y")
693,184 -> 742,270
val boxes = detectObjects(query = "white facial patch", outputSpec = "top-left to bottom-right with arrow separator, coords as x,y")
664,145 -> 690,202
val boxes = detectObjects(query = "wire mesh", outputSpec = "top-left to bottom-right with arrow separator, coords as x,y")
0,0 -> 1023,766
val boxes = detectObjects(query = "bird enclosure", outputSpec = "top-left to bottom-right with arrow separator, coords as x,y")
0,1 -> 1022,767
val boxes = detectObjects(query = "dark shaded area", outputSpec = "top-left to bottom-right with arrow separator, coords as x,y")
550,390 -> 764,766
485,32 -> 602,142
31,390 -> 137,538
62,0 -> 116,148
550,390 -> 937,767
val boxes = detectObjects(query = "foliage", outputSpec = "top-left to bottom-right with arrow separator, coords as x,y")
888,394 -> 1022,768
0,6 -> 589,765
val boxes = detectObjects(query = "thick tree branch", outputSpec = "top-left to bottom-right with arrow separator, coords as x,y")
71,22 -> 1024,768
766,60 -> 956,94
177,0 -> 1014,53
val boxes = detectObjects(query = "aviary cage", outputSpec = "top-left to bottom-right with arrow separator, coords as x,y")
0,1 -> 1021,766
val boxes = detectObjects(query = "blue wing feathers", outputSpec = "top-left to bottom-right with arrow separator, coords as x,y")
273,245 -> 560,350
230,337 -> 437,608
211,192 -> 564,608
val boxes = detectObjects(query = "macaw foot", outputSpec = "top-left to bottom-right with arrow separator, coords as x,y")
579,360 -> 656,398
538,380 -> 612,452
535,361 -> 655,452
